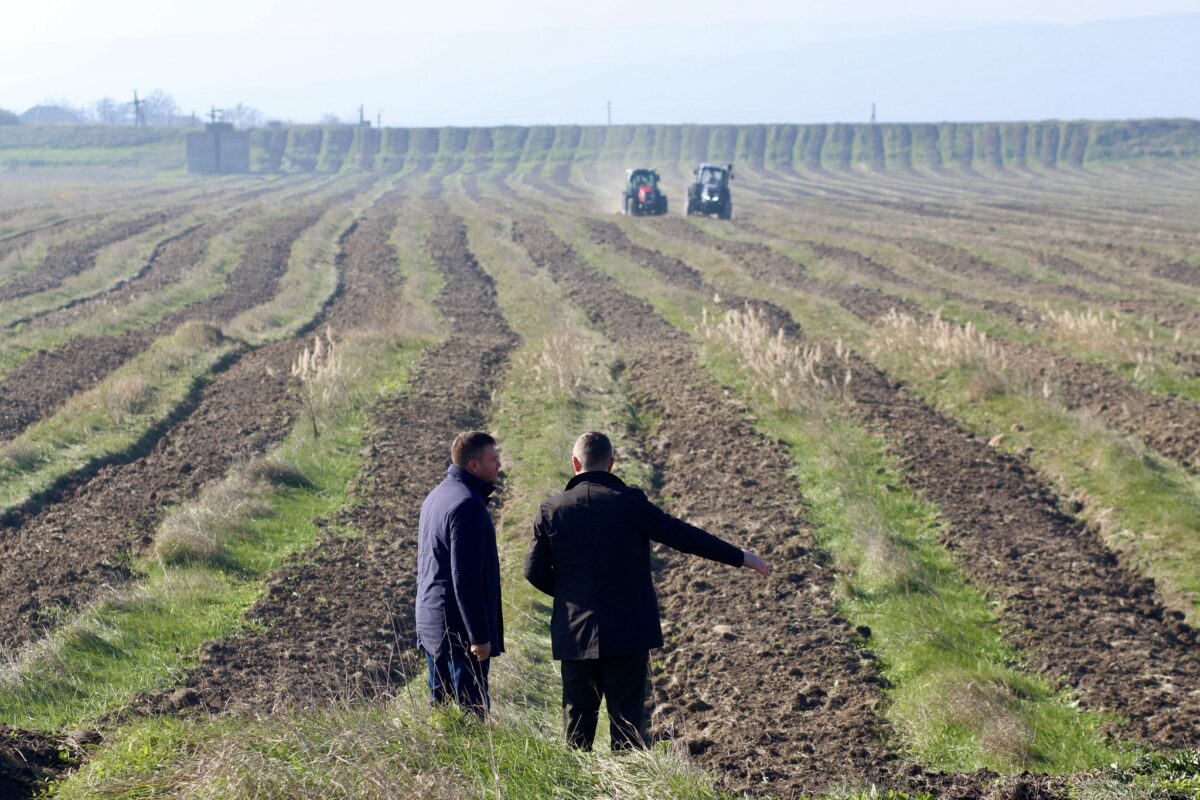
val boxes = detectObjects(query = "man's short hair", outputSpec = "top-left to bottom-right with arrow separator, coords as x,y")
573,431 -> 613,472
452,431 -> 496,467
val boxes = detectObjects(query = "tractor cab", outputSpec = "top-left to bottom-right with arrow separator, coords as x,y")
687,163 -> 734,220
622,168 -> 668,216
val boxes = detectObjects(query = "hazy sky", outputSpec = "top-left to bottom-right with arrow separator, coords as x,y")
4,1 -> 1200,124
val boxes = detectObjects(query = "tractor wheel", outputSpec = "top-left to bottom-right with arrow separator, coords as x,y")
659,196 -> 669,215
624,196 -> 632,216
719,199 -> 732,220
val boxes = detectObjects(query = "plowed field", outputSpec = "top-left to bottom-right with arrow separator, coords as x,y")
2,139 -> 1198,799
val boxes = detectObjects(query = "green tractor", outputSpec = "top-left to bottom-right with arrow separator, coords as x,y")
622,168 -> 668,216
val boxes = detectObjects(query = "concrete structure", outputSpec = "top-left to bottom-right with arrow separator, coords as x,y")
187,122 -> 250,174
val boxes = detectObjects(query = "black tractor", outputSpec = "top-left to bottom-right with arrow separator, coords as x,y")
686,163 -> 734,220
622,168 -> 668,216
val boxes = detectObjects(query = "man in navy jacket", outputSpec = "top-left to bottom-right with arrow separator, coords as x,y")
525,431 -> 771,750
416,431 -> 504,716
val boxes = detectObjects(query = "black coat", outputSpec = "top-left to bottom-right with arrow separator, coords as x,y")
524,470 -> 743,660
415,465 -> 504,659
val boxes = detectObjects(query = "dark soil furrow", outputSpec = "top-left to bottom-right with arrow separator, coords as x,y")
0,208 -> 322,443
900,239 -> 1099,302
0,211 -> 179,303
513,216 -> 904,797
0,205 -> 334,648
0,725 -> 83,800
842,352 -> 1200,748
583,219 -> 801,337
651,216 -> 924,323
607,230 -> 1200,750
179,203 -> 518,712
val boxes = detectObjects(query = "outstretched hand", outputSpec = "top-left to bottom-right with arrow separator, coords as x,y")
741,549 -> 771,577
470,642 -> 492,661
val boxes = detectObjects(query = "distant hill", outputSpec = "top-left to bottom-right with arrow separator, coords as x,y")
19,105 -> 88,126
0,108 -> 18,125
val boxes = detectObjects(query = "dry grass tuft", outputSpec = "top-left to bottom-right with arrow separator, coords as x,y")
1042,306 -> 1160,381
874,309 -> 1008,372
243,456 -> 311,489
100,373 -> 154,421
154,467 -> 283,567
1,439 -> 42,472
172,320 -> 225,351
700,304 -> 850,409
526,332 -> 590,396
290,326 -> 347,438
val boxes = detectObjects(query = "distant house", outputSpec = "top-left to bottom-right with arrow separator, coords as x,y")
19,105 -> 87,125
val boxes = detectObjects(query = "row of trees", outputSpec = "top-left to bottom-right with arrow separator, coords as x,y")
1,92 -> 267,128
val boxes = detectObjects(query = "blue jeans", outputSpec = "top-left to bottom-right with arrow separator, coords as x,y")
425,649 -> 490,717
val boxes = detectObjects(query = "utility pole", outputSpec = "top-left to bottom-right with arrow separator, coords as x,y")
870,102 -> 876,124
607,101 -> 611,126
358,104 -> 365,125
208,106 -> 220,125
132,90 -> 145,128
377,110 -> 382,129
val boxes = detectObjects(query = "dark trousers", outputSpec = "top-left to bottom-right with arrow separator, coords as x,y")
561,652 -> 649,751
425,649 -> 490,717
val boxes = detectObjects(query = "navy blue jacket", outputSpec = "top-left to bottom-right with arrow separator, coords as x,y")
415,465 -> 504,659
525,471 -> 743,660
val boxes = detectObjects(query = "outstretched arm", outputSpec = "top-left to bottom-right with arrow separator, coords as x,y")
638,493 -> 771,576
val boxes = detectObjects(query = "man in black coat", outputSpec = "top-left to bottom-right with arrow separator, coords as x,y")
416,431 -> 504,717
524,431 -> 771,750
